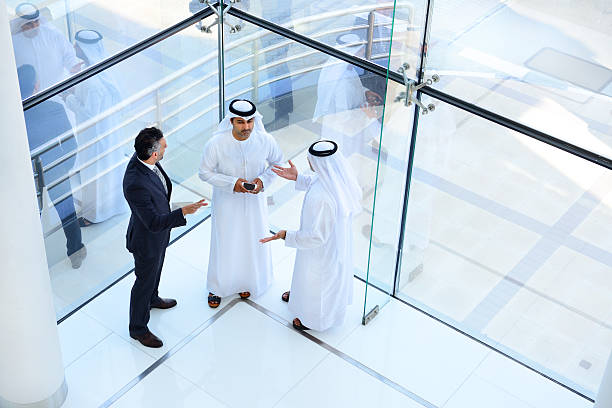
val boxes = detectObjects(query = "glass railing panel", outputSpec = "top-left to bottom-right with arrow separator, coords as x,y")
362,79 -> 416,319
397,95 -> 612,396
11,0 -> 197,99
22,15 -> 219,319
233,0 -> 427,73
424,0 -> 612,159
221,24 -> 390,282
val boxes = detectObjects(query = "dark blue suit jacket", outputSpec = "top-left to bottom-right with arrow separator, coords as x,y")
123,153 -> 186,256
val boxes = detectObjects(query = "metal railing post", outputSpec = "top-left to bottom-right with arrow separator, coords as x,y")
217,0 -> 226,120
366,10 -> 375,60
33,157 -> 46,211
251,39 -> 260,103
155,89 -> 163,130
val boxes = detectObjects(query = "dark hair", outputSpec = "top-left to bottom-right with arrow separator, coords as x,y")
17,64 -> 36,99
134,127 -> 163,160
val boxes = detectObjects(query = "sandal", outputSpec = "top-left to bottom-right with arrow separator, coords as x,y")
281,291 -> 290,302
239,291 -> 250,299
292,318 -> 309,331
78,217 -> 94,227
208,292 -> 221,308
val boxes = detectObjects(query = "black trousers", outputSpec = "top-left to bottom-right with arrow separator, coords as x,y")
129,249 -> 167,335
47,167 -> 83,257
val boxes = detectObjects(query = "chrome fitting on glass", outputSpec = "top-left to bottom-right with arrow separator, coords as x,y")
193,0 -> 242,33
395,63 -> 439,115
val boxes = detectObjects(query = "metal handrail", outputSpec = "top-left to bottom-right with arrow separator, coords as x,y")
30,6 -> 397,199
28,2 -> 406,162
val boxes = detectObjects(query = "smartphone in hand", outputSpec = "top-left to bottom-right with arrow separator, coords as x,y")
243,182 -> 256,191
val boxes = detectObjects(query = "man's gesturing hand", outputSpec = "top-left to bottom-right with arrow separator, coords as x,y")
182,199 -> 207,216
271,160 -> 297,181
259,230 -> 286,243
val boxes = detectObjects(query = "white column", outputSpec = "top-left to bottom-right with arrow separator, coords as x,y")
0,2 -> 67,407
596,351 -> 612,408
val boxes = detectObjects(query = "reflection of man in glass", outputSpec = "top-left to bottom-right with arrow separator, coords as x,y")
313,34 -> 382,156
65,29 -> 127,226
352,0 -> 419,113
11,3 -> 83,94
18,64 -> 87,269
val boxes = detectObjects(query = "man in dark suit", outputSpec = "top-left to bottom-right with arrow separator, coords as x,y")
17,64 -> 86,268
123,127 -> 206,348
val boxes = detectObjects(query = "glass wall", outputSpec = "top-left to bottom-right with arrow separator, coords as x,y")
23,15 -> 219,319
391,96 -> 612,395
17,0 -> 612,399
425,0 -> 612,158
234,0 -> 412,73
361,0 -> 612,397
9,0 -> 199,98
221,23 -> 393,286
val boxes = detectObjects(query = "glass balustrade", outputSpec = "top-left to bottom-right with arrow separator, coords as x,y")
24,15 -> 219,320
392,95 -> 612,395
16,0 -> 612,399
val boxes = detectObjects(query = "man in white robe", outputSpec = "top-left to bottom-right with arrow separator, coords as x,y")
11,3 -> 83,94
65,29 -> 128,225
313,34 -> 374,156
260,140 -> 362,331
199,99 -> 283,307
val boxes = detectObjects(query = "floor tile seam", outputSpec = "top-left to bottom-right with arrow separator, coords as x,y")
269,352 -> 335,408
97,298 -> 241,408
164,251 -> 208,274
334,320 -> 364,349
64,331 -> 114,371
172,179 -> 211,200
80,306 -> 131,343
428,238 -> 612,332
462,172 -> 612,331
439,349 -> 493,407
388,292 -> 595,403
242,299 -> 439,408
414,166 -> 612,262
146,361 -> 231,408
463,233 -> 587,331
165,250 -> 209,273
471,371 -> 540,408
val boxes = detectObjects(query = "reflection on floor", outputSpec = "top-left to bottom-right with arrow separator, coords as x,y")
47,182 -> 208,319
57,219 -> 592,408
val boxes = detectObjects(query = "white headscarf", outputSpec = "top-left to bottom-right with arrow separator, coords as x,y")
12,3 -> 42,35
75,29 -> 106,65
75,29 -> 121,100
308,140 -> 362,217
308,141 -> 361,285
15,3 -> 39,24
214,99 -> 268,136
313,33 -> 366,122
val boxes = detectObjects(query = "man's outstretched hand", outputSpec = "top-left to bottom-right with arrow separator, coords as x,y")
271,160 -> 297,181
260,230 -> 287,243
182,199 -> 207,216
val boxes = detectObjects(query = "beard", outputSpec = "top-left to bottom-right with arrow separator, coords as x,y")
23,27 -> 40,38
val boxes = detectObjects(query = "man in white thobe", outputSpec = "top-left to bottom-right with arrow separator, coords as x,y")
65,29 -> 128,225
313,34 -> 383,158
199,99 -> 283,307
261,140 -> 362,331
11,3 -> 83,94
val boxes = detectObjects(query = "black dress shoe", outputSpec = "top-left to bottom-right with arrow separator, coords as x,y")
130,331 -> 163,348
150,298 -> 177,309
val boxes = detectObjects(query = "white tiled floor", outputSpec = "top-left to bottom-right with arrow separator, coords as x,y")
54,219 -> 593,408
